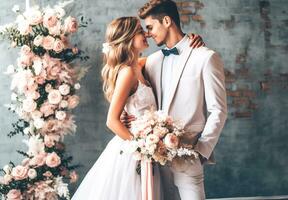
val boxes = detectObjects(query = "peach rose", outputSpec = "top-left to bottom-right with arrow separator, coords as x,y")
33,35 -> 43,46
49,22 -> 61,35
67,95 -> 79,109
44,134 -> 60,148
64,16 -> 78,33
42,36 -> 55,50
41,120 -> 59,134
11,165 -> 28,180
22,98 -> 37,113
40,102 -> 56,117
46,65 -> 61,80
31,110 -> 43,120
29,152 -> 47,167
46,152 -> 61,168
45,84 -> 53,93
48,89 -> 62,105
164,133 -> 179,149
6,189 -> 22,200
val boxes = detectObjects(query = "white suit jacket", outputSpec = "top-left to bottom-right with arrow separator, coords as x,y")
145,46 -> 227,163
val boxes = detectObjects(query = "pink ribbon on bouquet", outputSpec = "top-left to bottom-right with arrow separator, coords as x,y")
141,160 -> 154,200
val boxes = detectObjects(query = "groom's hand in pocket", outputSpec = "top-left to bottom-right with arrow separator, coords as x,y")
120,110 -> 135,128
188,33 -> 205,48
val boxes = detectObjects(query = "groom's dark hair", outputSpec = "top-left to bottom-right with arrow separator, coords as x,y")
138,0 -> 181,29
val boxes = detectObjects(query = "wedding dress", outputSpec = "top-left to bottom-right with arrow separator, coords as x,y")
72,81 -> 162,200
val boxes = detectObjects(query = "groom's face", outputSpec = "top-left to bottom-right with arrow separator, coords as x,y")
144,16 -> 168,47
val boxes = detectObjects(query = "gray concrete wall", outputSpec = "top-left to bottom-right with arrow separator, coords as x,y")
0,0 -> 287,198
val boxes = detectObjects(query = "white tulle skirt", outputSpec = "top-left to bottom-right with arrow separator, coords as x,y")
71,136 -> 162,200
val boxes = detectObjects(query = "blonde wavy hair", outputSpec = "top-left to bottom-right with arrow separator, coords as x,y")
101,16 -> 140,102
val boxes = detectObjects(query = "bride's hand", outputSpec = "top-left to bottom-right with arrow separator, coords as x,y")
120,110 -> 136,129
187,33 -> 205,48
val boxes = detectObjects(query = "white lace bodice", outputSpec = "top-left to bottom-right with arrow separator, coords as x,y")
124,81 -> 157,117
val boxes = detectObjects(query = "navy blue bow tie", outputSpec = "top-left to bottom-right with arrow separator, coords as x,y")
161,47 -> 179,56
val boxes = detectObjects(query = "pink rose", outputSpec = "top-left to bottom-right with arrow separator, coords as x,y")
49,22 -> 61,35
53,39 -> 65,53
21,158 -> 30,166
6,189 -> 22,200
42,36 -> 55,50
40,102 -> 56,117
30,152 -> 47,167
69,171 -> 78,183
64,16 -> 78,33
46,152 -> 61,168
43,13 -> 58,28
11,165 -> 28,180
46,65 -> 61,80
22,98 -> 37,113
67,95 -> 80,109
60,35 -> 69,47
48,89 -> 62,104
33,35 -> 43,46
164,133 -> 179,149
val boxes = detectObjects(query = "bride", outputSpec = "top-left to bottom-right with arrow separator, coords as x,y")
72,16 -> 203,200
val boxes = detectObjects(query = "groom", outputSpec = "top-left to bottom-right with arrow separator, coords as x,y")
138,0 -> 228,199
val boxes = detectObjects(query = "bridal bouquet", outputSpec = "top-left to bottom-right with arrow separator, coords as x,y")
125,110 -> 199,165
0,1 -> 89,199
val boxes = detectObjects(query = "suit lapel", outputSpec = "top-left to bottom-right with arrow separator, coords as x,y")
156,54 -> 164,109
166,46 -> 194,112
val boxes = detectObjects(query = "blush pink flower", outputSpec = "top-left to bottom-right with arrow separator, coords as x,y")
40,102 -> 56,117
11,165 -> 28,180
6,189 -> 22,200
53,39 -> 65,53
69,171 -> 78,183
43,13 -> 58,28
64,16 -> 78,33
46,152 -> 61,168
33,35 -> 43,46
44,134 -> 60,148
30,152 -> 47,167
42,36 -> 55,50
22,98 -> 37,113
48,89 -> 62,105
67,95 -> 79,109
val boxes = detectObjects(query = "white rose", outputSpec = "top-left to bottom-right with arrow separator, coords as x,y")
32,60 -> 43,75
34,118 -> 45,129
23,127 -> 30,135
54,6 -> 66,18
11,93 -> 17,101
59,84 -> 70,95
3,174 -> 12,184
60,100 -> 68,108
31,110 -> 43,120
74,83 -> 81,90
145,134 -> 160,146
24,9 -> 43,25
17,20 -> 31,35
22,98 -> 37,113
28,168 -> 37,179
49,22 -> 61,36
48,90 -> 62,105
55,110 -> 66,121
33,35 -> 43,46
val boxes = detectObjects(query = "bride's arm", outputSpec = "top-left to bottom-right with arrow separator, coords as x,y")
106,66 -> 137,140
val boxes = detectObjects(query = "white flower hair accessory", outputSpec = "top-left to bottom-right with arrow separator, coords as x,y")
102,42 -> 112,54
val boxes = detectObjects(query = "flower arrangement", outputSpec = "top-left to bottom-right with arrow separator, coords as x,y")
0,1 -> 89,199
125,110 -> 199,166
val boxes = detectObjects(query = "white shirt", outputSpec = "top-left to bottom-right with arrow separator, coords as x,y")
161,35 -> 189,113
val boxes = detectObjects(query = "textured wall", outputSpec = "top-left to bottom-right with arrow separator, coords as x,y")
0,0 -> 287,198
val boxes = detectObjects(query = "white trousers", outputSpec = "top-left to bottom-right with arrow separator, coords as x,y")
159,159 -> 205,200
